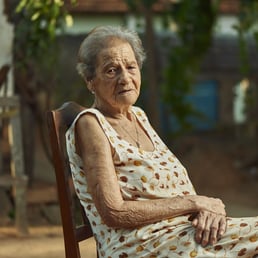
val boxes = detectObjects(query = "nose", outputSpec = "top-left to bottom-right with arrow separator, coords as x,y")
118,68 -> 130,84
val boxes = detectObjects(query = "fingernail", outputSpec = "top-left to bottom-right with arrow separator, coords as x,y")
202,242 -> 207,247
211,240 -> 216,246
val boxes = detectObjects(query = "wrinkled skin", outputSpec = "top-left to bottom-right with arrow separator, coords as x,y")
76,38 -> 227,247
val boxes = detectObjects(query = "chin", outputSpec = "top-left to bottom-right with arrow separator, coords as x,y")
118,96 -> 138,106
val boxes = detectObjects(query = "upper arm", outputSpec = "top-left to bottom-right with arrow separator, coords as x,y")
74,113 -> 124,217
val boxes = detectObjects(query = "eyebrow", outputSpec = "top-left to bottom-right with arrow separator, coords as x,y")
102,58 -> 137,70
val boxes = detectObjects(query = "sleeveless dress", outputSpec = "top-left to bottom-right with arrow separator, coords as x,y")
66,106 -> 258,258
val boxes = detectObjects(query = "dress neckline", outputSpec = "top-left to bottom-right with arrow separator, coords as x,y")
91,107 -> 157,154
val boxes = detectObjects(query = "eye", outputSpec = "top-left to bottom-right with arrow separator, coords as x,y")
108,68 -> 116,73
106,67 -> 117,77
127,65 -> 137,73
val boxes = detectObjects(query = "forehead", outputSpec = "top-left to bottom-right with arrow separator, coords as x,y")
97,38 -> 136,65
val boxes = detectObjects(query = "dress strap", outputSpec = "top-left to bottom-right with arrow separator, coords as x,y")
131,106 -> 163,150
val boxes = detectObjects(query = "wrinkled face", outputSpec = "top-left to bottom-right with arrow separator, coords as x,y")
90,38 -> 141,111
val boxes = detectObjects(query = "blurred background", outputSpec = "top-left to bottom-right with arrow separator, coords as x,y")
0,0 -> 258,257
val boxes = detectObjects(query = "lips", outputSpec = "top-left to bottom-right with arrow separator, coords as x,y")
118,89 -> 132,94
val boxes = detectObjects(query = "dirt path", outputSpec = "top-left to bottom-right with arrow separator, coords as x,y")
0,226 -> 96,258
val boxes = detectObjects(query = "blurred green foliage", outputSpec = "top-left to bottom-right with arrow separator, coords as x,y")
233,0 -> 258,135
162,1 -> 217,135
233,0 -> 258,76
14,0 -> 77,163
15,0 -> 74,61
14,0 -> 76,106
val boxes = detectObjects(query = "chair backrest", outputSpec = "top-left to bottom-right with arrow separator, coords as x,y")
47,101 -> 95,258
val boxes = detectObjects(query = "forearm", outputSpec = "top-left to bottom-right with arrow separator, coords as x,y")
93,190 -> 197,228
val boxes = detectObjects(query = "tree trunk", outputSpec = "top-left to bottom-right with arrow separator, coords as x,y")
140,3 -> 162,134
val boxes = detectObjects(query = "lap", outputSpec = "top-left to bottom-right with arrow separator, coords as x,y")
108,216 -> 258,258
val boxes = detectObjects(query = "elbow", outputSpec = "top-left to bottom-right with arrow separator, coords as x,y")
102,215 -> 122,228
98,205 -> 136,228
92,191 -> 138,228
102,212 -> 134,228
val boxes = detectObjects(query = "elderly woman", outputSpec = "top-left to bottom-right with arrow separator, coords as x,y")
66,26 -> 258,257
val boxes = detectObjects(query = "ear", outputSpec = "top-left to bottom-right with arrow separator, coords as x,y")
86,79 -> 95,94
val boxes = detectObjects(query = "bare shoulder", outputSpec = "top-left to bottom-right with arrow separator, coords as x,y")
76,112 -> 99,130
76,112 -> 106,140
75,112 -> 110,155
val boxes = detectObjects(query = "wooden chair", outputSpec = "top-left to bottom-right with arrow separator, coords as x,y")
47,101 -> 97,258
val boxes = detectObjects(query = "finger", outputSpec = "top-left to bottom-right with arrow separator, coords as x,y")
217,216 -> 227,239
210,216 -> 221,245
194,212 -> 207,244
192,217 -> 198,227
201,214 -> 213,247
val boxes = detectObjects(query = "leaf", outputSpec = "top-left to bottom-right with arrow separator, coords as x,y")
15,0 -> 29,12
31,11 -> 40,21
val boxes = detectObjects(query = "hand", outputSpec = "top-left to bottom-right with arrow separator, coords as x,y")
190,195 -> 226,216
192,210 -> 227,247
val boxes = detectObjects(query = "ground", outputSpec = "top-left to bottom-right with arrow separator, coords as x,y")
0,226 -> 96,258
0,131 -> 257,258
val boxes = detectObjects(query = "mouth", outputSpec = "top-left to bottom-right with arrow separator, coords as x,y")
118,89 -> 133,94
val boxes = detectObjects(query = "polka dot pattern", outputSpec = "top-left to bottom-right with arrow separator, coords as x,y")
66,106 -> 258,257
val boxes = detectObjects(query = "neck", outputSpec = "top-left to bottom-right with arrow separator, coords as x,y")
92,102 -> 133,120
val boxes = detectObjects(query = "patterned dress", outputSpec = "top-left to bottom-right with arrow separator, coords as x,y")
66,106 -> 258,258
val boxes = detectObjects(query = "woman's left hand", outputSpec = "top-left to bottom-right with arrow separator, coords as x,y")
192,210 -> 227,247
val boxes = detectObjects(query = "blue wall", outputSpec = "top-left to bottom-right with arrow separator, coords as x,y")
186,80 -> 218,130
167,80 -> 219,132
